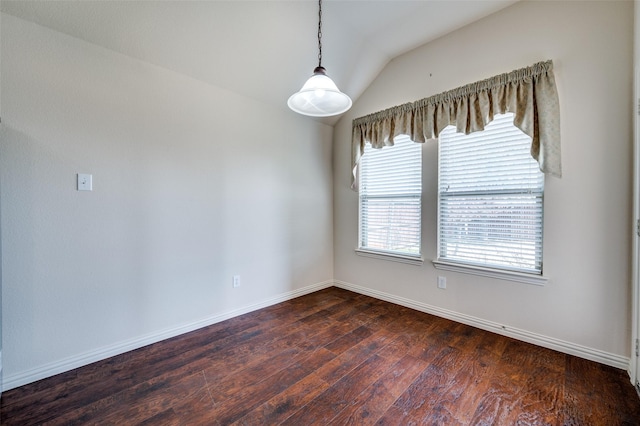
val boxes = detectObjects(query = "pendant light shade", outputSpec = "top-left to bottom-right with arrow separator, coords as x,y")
288,66 -> 352,117
288,0 -> 351,117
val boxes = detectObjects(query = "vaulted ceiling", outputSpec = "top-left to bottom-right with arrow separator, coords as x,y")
1,0 -> 518,121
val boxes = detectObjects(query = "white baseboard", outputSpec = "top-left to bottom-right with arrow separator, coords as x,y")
1,280 -> 333,392
3,279 -> 630,391
334,280 -> 630,371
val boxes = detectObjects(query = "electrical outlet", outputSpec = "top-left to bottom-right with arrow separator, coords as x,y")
77,173 -> 92,191
437,276 -> 446,289
232,275 -> 241,288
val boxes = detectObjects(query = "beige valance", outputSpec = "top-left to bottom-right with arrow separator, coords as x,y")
351,60 -> 561,190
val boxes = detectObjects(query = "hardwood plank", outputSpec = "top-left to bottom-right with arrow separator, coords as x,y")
22,371 -> 212,426
468,343 -> 566,426
203,362 -> 312,425
1,298 -> 337,422
385,346 -> 469,424
314,328 -> 396,385
375,354 -> 430,399
230,373 -> 330,425
467,366 -> 526,425
99,371 -> 214,425
280,353 -> 394,425
431,331 -> 508,425
563,355 -> 640,425
324,325 -> 375,355
328,378 -> 398,426
328,354 -> 429,425
2,287 -> 640,425
421,348 -> 502,424
375,404 -> 413,426
205,347 -> 305,401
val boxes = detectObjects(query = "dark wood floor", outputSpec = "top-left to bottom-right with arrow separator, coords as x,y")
2,287 -> 640,425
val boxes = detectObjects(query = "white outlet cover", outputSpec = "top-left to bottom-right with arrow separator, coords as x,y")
437,276 -> 447,289
77,173 -> 92,191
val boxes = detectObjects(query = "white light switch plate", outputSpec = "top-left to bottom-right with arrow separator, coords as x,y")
77,173 -> 92,191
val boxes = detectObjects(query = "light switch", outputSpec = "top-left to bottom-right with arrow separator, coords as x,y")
77,173 -> 92,191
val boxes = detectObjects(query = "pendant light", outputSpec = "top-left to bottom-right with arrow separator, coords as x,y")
288,0 -> 352,117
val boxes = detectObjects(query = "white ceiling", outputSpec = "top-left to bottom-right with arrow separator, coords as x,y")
0,0 -> 518,122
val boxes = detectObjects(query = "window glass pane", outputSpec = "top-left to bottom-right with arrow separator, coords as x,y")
359,135 -> 422,257
438,113 -> 544,273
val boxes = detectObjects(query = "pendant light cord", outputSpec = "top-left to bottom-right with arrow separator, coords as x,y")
317,0 -> 322,68
287,0 -> 352,116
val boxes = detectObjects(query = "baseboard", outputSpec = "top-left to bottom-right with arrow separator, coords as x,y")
334,280 -> 630,371
1,280 -> 333,392
4,279 -> 630,391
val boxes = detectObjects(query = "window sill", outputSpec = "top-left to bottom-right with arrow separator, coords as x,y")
432,260 -> 547,286
355,249 -> 424,266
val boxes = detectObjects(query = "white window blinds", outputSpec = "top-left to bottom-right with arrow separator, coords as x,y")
438,113 -> 544,274
359,135 -> 422,257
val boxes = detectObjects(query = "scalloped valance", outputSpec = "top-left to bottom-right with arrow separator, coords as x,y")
351,60 -> 561,190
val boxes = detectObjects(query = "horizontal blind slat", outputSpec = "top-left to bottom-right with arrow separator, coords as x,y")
438,113 -> 544,273
360,136 -> 422,256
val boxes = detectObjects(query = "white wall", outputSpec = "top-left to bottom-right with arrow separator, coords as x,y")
0,13 -> 334,389
334,1 -> 634,363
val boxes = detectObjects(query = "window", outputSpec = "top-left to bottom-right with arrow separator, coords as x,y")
437,113 -> 544,275
358,135 -> 422,260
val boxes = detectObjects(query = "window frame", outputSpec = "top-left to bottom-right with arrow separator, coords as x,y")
356,135 -> 423,265
433,113 -> 547,285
